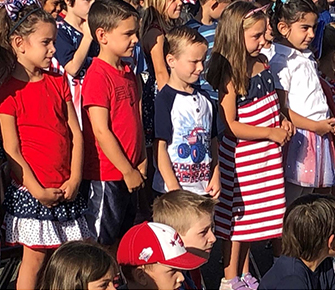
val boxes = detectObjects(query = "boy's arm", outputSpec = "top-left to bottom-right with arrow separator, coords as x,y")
88,106 -> 144,192
63,21 -> 92,77
206,138 -> 220,199
60,101 -> 83,201
0,114 -> 64,207
155,139 -> 181,191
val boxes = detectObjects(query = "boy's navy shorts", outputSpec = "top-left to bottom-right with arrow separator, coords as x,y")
81,180 -> 137,245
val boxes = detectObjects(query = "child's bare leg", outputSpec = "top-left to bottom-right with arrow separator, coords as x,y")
17,246 -> 47,290
222,240 -> 241,279
239,242 -> 250,275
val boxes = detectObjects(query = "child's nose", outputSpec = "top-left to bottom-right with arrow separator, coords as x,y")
176,270 -> 185,284
259,33 -> 265,47
309,27 -> 315,39
133,34 -> 138,44
208,229 -> 216,244
198,61 -> 204,72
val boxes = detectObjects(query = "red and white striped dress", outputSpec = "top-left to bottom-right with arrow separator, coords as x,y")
215,68 -> 286,242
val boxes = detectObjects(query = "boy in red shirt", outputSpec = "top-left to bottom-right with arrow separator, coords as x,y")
82,0 -> 146,247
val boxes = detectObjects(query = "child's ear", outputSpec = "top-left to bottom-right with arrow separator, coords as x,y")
166,53 -> 176,69
328,234 -> 335,251
277,21 -> 290,38
12,35 -> 25,53
133,267 -> 148,286
64,0 -> 72,7
95,28 -> 107,45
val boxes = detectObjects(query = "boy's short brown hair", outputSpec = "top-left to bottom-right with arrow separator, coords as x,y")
282,194 -> 335,262
164,25 -> 208,59
152,190 -> 217,235
88,0 -> 139,43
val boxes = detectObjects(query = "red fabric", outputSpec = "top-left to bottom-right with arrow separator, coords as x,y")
189,268 -> 203,289
0,72 -> 72,188
82,58 -> 142,181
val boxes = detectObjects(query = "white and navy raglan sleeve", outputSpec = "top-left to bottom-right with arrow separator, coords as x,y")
154,86 -> 176,145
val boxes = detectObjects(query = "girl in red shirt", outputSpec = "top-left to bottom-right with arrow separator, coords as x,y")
0,1 -> 90,289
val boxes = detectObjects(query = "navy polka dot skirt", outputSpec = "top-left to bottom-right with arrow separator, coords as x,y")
3,182 -> 91,248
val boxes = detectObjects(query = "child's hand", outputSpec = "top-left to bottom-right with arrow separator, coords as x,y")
281,118 -> 295,137
60,179 -> 80,202
268,128 -> 291,146
137,158 -> 148,180
37,188 -> 64,208
206,168 -> 221,199
123,168 -> 145,193
82,20 -> 92,40
314,118 -> 335,136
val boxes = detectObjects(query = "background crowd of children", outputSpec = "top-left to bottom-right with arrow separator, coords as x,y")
1,0 -> 335,288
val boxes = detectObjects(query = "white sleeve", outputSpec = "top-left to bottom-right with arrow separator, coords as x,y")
269,55 -> 291,92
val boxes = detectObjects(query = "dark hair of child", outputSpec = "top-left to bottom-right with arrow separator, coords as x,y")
282,194 -> 335,262
88,0 -> 139,43
40,240 -> 118,290
0,4 -> 55,84
269,0 -> 318,39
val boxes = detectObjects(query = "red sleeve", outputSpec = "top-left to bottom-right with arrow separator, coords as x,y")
82,71 -> 112,109
62,74 -> 72,102
0,85 -> 17,117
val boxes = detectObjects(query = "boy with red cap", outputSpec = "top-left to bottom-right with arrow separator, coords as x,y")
116,221 -> 207,290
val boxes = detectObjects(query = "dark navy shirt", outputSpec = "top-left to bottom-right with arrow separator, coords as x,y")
259,256 -> 335,290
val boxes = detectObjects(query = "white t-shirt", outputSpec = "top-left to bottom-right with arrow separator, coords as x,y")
270,43 -> 329,121
261,43 -> 276,62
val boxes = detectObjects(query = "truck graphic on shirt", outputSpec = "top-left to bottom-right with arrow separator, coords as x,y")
177,127 -> 211,163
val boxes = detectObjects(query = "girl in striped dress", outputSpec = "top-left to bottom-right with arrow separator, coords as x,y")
207,1 -> 293,289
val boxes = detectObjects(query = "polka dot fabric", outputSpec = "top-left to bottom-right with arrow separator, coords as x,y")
3,182 -> 88,221
4,213 -> 91,248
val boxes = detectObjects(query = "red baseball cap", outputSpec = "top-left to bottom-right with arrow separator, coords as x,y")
117,222 -> 207,270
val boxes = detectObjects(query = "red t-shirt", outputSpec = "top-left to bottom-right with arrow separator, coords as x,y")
82,58 -> 142,181
0,72 -> 72,188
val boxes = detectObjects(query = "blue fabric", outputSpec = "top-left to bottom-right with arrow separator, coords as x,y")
259,256 -> 335,290
122,42 -> 148,75
311,10 -> 332,59
237,67 -> 276,107
81,180 -> 137,245
3,184 -> 88,222
55,20 -> 99,73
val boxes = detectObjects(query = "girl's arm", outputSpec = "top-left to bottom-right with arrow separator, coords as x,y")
0,114 -> 63,207
60,101 -> 83,201
277,89 -> 335,136
144,29 -> 169,91
154,139 -> 181,191
64,21 -> 92,77
222,81 -> 290,145
206,138 -> 220,199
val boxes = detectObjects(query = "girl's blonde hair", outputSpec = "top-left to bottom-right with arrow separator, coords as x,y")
140,0 -> 180,39
207,1 -> 266,96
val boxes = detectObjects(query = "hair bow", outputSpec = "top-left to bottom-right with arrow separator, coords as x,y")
0,0 -> 41,21
272,0 -> 289,11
